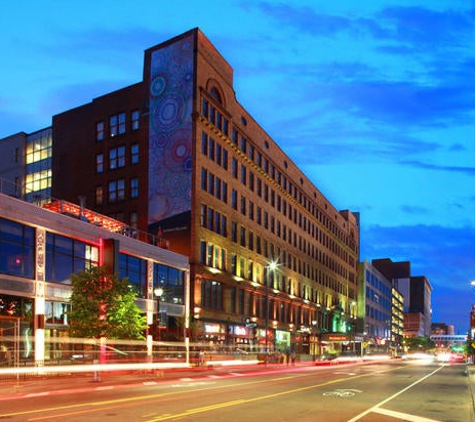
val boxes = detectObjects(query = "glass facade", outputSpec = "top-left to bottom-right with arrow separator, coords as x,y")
45,233 -> 99,284
153,263 -> 185,304
24,128 -> 52,203
119,253 -> 147,298
0,218 -> 35,279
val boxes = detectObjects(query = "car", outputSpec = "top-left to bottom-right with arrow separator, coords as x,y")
314,353 -> 338,365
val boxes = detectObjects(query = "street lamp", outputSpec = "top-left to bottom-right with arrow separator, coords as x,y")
154,287 -> 164,354
265,260 -> 278,364
312,320 -> 317,361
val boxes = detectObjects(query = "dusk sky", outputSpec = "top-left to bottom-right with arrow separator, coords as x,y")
1,1 -> 474,333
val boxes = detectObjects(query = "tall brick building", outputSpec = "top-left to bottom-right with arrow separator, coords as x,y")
47,28 -> 360,354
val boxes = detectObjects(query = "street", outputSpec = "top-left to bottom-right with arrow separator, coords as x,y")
0,360 -> 473,421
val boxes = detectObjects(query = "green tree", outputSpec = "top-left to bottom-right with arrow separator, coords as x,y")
404,336 -> 436,353
68,266 -> 148,340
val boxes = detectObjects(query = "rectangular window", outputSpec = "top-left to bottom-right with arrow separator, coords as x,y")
232,189 -> 238,210
231,222 -> 237,243
201,280 -> 222,311
119,253 -> 147,297
201,168 -> 207,191
232,158 -> 238,178
131,109 -> 140,130
231,254 -> 237,275
0,218 -> 35,279
96,121 -> 104,141
201,132 -> 208,155
96,154 -> 104,173
131,178 -> 139,198
110,112 -> 126,137
46,232 -> 98,284
240,226 -> 246,247
95,186 -> 103,205
241,165 -> 246,185
131,144 -> 139,164
110,146 -> 126,169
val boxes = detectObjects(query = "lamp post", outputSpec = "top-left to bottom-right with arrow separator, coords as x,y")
154,287 -> 164,358
312,320 -> 317,361
265,260 -> 278,364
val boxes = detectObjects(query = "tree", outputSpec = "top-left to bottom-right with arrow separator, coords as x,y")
404,336 -> 436,353
68,266 -> 148,340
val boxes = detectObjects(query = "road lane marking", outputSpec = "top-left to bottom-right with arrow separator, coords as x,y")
374,407 -> 441,422
0,365 -> 404,420
348,364 -> 446,422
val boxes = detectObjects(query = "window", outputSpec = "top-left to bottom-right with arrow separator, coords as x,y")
130,212 -> 138,229
109,179 -> 125,202
241,165 -> 246,185
0,218 -> 35,279
131,144 -> 139,164
232,158 -> 238,178
201,280 -> 222,311
96,154 -> 104,173
119,253 -> 147,298
110,112 -> 126,137
131,109 -> 140,130
95,186 -> 103,205
46,232 -> 98,284
131,178 -> 139,198
96,121 -> 104,141
110,146 -> 126,169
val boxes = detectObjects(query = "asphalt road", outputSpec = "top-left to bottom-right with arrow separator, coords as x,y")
0,360 -> 473,421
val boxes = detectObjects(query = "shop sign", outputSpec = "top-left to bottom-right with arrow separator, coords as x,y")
321,333 -> 349,342
233,325 -> 248,336
204,323 -> 223,334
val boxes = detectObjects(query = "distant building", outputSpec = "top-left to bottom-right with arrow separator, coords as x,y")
372,258 -> 433,338
358,261 -> 403,355
0,128 -> 52,203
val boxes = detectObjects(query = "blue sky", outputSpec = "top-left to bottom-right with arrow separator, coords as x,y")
1,1 -> 474,333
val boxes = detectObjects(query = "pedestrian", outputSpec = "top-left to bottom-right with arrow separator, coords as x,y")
199,350 -> 205,366
285,347 -> 291,366
291,350 -> 296,366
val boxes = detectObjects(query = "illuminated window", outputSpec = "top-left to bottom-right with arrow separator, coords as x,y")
131,109 -> 140,130
95,186 -> 103,205
110,112 -> 126,137
25,128 -> 52,202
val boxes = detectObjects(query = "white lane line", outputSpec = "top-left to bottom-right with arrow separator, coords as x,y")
25,392 -> 49,398
348,364 -> 446,422
374,407 -> 441,422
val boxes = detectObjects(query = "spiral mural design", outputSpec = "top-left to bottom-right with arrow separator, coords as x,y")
148,33 -> 194,224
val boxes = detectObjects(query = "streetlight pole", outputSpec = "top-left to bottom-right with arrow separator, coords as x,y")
312,320 -> 317,361
265,260 -> 278,364
154,287 -> 164,359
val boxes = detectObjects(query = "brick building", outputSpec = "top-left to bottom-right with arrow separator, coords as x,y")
8,28 -> 360,355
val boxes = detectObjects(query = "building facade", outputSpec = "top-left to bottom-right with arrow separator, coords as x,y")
0,192 -> 189,365
5,28 -> 360,357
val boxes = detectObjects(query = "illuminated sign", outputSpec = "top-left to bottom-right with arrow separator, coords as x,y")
204,323 -> 222,334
